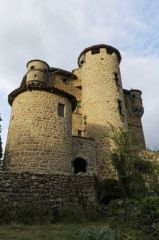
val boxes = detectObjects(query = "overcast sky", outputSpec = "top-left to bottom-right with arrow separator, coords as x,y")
0,0 -> 159,150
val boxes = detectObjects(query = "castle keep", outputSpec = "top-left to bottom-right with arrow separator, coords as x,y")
3,44 -> 145,180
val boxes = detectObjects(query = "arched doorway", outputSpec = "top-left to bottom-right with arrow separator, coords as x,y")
73,158 -> 87,174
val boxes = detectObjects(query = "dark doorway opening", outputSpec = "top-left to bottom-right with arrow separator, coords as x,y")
100,195 -> 118,205
74,158 -> 87,174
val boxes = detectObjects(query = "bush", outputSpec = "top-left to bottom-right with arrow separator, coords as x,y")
104,199 -> 139,223
79,226 -> 118,240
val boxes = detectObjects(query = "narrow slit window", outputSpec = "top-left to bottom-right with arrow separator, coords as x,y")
118,99 -> 123,115
58,103 -> 65,117
114,72 -> 119,87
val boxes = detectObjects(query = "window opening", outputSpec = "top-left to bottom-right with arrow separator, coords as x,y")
58,103 -> 65,117
118,99 -> 123,115
114,72 -> 119,87
73,158 -> 87,174
77,130 -> 82,136
77,101 -> 81,107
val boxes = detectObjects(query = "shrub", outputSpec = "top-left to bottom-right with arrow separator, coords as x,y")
104,199 -> 139,223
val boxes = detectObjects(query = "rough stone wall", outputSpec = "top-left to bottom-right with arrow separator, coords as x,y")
72,136 -> 97,174
53,74 -> 81,101
26,60 -> 50,84
0,172 -> 97,209
52,74 -> 83,135
72,113 -> 82,135
76,47 -> 127,179
124,90 -> 145,147
3,90 -> 72,174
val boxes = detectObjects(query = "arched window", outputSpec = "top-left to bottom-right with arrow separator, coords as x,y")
73,158 -> 87,174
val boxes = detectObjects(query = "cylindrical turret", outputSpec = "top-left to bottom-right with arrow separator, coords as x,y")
129,90 -> 144,118
124,89 -> 145,147
78,44 -> 127,179
3,60 -> 76,174
26,60 -> 50,86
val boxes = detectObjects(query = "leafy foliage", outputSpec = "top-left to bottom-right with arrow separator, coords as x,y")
109,126 -> 158,199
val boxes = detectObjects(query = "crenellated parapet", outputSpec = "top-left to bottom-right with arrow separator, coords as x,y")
78,44 -> 121,66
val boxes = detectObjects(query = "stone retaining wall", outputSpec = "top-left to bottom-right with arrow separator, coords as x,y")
0,171 -> 97,209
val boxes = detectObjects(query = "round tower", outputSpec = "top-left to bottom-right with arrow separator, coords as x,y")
25,59 -> 50,86
78,44 -> 127,179
129,89 -> 144,118
3,60 -> 76,174
128,89 -> 145,147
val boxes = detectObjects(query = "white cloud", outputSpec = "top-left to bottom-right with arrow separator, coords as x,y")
0,0 -> 159,149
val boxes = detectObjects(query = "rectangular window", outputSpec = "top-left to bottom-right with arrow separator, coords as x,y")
77,101 -> 81,107
118,99 -> 123,115
77,130 -> 82,136
58,103 -> 65,117
91,48 -> 100,55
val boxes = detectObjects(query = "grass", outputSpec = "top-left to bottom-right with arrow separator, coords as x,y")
0,220 -> 144,240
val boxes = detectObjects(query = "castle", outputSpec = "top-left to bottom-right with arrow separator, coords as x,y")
3,44 -> 145,180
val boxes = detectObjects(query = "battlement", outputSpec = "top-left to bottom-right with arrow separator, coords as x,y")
78,44 -> 121,66
27,59 -> 50,71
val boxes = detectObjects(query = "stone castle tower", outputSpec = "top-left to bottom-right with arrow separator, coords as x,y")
3,44 -> 145,179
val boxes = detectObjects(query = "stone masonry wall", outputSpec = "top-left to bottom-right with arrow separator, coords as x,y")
77,47 -> 127,179
3,90 -> 72,174
124,90 -> 145,147
52,74 -> 83,135
0,171 -> 97,209
72,136 -> 97,174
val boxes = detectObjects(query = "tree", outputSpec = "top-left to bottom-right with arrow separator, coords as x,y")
109,125 -> 155,199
